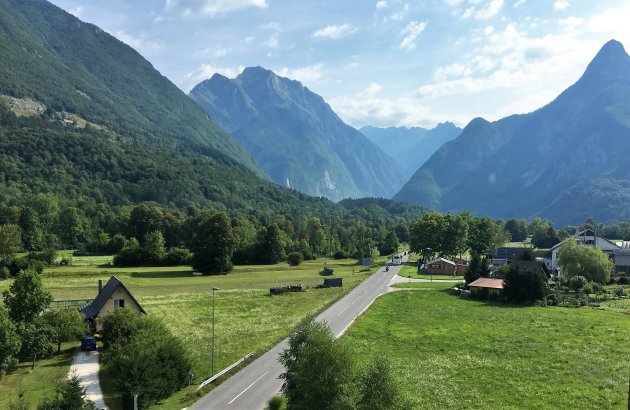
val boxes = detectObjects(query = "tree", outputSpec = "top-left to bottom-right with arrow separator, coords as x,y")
557,240 -> 613,283
19,207 -> 42,251
0,224 -> 21,262
378,231 -> 399,256
410,211 -> 444,261
190,212 -> 236,274
394,223 -> 410,244
257,224 -> 287,264
113,237 -> 143,266
467,217 -> 509,256
19,320 -> 54,369
287,251 -> 304,266
57,207 -> 86,249
307,217 -> 329,258
37,373 -> 96,410
442,213 -> 468,259
3,270 -> 53,323
465,253 -> 490,284
358,356 -> 405,410
279,320 -> 354,410
103,314 -> 191,407
504,219 -> 528,242
503,265 -> 547,304
42,309 -> 86,354
0,305 -> 21,377
127,204 -> 164,243
142,231 -> 166,264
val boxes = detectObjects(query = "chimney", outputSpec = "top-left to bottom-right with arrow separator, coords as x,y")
98,279 -> 102,294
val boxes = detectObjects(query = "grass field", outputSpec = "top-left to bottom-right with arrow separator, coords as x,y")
0,255 -> 381,409
344,282 -> 630,409
398,263 -> 464,281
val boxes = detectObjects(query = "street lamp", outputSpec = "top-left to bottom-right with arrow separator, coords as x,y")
212,287 -> 219,375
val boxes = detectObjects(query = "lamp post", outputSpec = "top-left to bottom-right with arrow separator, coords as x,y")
212,287 -> 219,375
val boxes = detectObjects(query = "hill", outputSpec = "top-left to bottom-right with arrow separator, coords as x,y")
0,0 -> 342,217
394,40 -> 630,225
190,67 -> 407,201
360,122 -> 461,176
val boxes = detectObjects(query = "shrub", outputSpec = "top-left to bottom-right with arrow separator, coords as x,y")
268,395 -> 286,410
332,250 -> 348,259
164,247 -> 192,266
616,276 -> 630,285
0,266 -> 10,279
503,265 -> 547,304
569,275 -> 588,292
287,252 -> 304,266
59,256 -> 72,266
614,286 -> 626,299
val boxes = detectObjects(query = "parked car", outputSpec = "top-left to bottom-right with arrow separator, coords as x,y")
81,335 -> 97,351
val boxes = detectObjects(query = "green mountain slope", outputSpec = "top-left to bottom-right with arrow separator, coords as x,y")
394,40 -> 630,225
190,67 -> 408,201
0,0 -> 260,174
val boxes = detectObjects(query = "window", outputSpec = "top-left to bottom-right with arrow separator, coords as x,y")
114,299 -> 125,308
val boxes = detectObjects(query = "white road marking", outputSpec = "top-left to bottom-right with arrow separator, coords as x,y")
228,371 -> 269,405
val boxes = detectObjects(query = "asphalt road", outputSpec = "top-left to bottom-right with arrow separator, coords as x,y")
189,256 -> 406,410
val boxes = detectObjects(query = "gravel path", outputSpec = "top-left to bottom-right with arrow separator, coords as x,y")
70,350 -> 108,410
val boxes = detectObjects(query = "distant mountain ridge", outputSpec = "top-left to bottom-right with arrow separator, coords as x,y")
360,122 -> 461,176
190,67 -> 408,201
394,39 -> 630,225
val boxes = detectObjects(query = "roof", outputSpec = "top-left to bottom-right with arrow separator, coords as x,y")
80,276 -> 146,318
468,278 -> 504,289
426,257 -> 456,265
551,230 -> 620,251
512,260 -> 550,277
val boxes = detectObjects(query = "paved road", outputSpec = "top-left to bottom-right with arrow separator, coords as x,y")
189,256 -> 407,410
70,350 -> 108,410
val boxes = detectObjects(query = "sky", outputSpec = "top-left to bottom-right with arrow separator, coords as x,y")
48,0 -> 630,129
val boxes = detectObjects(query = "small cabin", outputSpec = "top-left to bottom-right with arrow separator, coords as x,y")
80,276 -> 146,331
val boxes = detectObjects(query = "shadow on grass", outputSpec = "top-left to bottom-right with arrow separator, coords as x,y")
129,270 -> 193,278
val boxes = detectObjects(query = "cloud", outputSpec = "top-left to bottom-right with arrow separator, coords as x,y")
182,64 -> 243,91
400,21 -> 427,50
114,31 -> 162,55
461,0 -> 504,20
376,1 -> 388,10
69,6 -> 83,17
277,64 -> 326,86
312,24 -> 357,39
265,33 -> 279,48
261,21 -> 281,30
433,63 -> 472,82
553,1 -> 569,11
167,0 -> 268,17
389,3 -> 410,21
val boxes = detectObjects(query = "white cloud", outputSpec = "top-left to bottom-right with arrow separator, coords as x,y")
277,64 -> 326,86
513,0 -> 526,7
312,24 -> 357,39
461,0 -> 504,20
364,82 -> 382,95
182,64 -> 243,91
553,1 -> 569,11
376,1 -> 388,10
558,16 -> 583,31
167,0 -> 268,17
265,33 -> 279,48
69,6 -> 83,17
389,3 -> 410,21
433,63 -> 472,81
261,21 -> 281,30
114,31 -> 162,55
400,21 -> 427,50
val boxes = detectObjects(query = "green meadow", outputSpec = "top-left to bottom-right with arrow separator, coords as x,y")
344,282 -> 630,409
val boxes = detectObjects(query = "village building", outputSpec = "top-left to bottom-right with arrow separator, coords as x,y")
423,258 -> 468,276
551,229 -> 630,275
467,278 -> 504,297
80,276 -> 146,331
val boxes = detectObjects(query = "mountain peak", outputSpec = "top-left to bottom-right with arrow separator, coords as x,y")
582,39 -> 630,82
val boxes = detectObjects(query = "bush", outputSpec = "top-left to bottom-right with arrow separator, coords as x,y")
569,275 -> 588,292
287,252 -> 304,266
164,247 -> 192,266
59,256 -> 72,266
615,286 -> 626,299
503,265 -> 547,304
616,276 -> 630,285
268,395 -> 286,410
332,250 -> 348,259
0,266 -> 10,279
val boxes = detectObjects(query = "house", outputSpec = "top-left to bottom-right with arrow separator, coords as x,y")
496,242 -> 533,260
423,258 -> 468,276
468,278 -> 504,297
511,259 -> 551,278
550,229 -> 630,275
80,276 -> 146,331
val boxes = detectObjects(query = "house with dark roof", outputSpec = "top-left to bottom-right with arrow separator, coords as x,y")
80,276 -> 145,330
551,229 -> 629,275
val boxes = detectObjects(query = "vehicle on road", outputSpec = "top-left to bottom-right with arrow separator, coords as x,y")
80,335 -> 97,351
392,254 -> 402,265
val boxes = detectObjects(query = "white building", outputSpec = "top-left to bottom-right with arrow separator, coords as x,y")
551,229 -> 630,275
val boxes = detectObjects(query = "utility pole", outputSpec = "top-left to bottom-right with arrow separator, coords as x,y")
212,287 -> 220,375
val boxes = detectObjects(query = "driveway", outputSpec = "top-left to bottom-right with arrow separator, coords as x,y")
70,350 -> 108,410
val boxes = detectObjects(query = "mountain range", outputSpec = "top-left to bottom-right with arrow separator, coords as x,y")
0,0 -> 348,217
190,67 -> 407,201
394,39 -> 630,225
360,122 -> 461,177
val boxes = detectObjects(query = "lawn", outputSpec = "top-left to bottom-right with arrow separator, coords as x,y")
0,342 -> 78,408
0,256 -> 379,409
398,263 -> 464,281
344,285 -> 630,409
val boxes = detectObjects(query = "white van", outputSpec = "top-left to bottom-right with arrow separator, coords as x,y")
392,254 -> 402,265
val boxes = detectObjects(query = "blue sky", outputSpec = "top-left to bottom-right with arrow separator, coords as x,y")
49,0 -> 630,128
